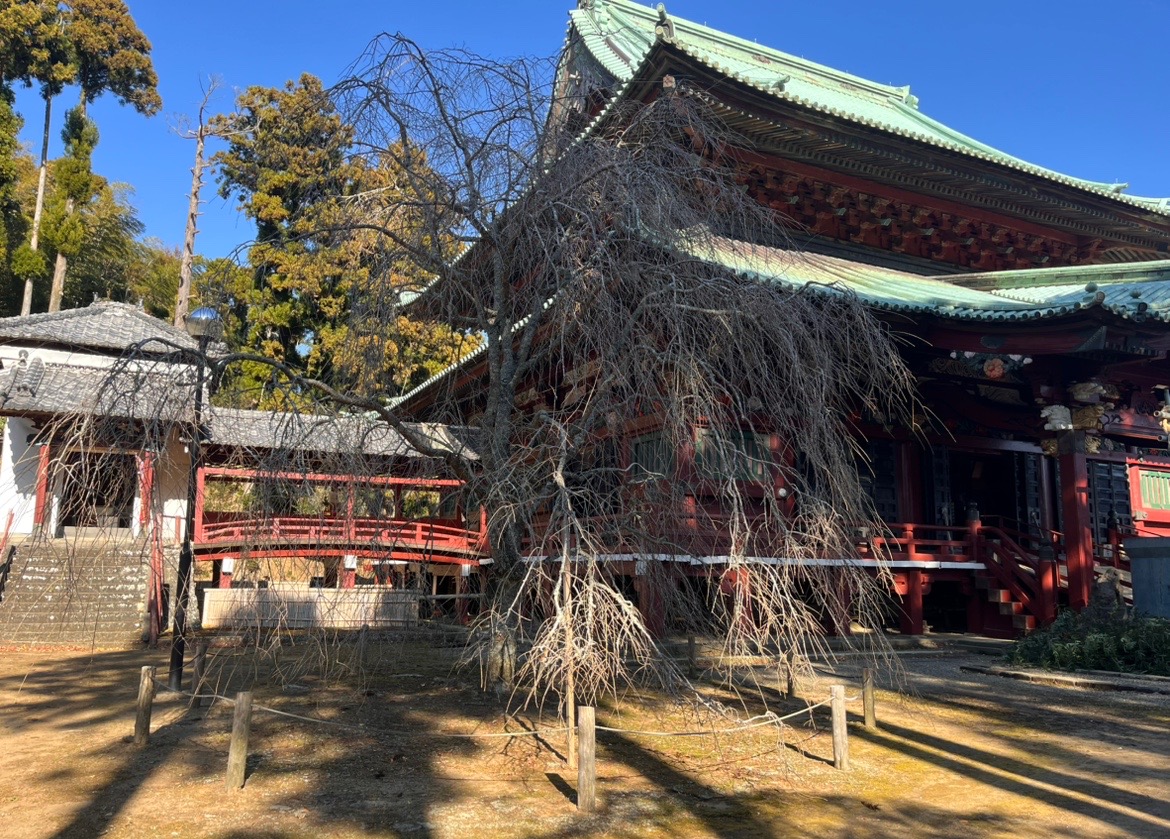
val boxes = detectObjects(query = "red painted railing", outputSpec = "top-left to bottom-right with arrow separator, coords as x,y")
856,523 -> 975,563
194,515 -> 488,563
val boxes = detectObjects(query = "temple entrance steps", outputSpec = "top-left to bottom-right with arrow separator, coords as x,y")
0,536 -> 150,647
974,573 -> 1036,633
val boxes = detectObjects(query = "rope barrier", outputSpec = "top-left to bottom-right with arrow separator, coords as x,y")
151,677 -> 567,739
152,678 -> 853,742
593,698 -> 832,738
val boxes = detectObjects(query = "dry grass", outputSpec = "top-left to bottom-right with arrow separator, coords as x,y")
1,642 -> 1168,838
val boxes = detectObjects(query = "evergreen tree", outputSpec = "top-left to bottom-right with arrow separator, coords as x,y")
213,74 -> 472,406
45,0 -> 160,311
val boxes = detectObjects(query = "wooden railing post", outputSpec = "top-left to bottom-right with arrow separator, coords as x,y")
967,503 -> 982,563
190,641 -> 209,708
225,691 -> 254,790
577,705 -> 596,813
903,525 -> 917,562
134,666 -> 156,748
862,668 -> 876,729
830,685 -> 849,770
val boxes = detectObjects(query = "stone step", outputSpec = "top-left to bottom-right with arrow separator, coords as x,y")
1013,613 -> 1036,631
0,540 -> 152,645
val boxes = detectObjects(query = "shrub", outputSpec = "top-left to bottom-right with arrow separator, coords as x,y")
1008,610 -> 1170,676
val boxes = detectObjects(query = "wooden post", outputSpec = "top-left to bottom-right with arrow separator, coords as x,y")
134,666 -> 156,748
577,705 -> 596,814
830,684 -> 849,771
687,634 -> 697,678
190,641 -> 209,708
356,623 -> 368,668
785,650 -> 797,699
225,691 -> 253,790
862,668 -> 876,729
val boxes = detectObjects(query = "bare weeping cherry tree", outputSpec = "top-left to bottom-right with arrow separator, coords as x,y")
61,34 -> 915,746
320,36 -> 917,726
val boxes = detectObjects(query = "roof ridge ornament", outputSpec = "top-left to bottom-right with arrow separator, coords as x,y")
654,3 -> 675,43
893,85 -> 919,109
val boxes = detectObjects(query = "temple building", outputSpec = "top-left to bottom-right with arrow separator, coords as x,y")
398,0 -> 1170,636
0,302 -> 484,645
3,0 -> 1169,644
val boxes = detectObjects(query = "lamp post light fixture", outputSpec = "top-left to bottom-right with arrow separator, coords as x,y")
168,306 -> 222,691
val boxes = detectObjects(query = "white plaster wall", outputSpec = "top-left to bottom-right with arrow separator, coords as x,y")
157,431 -> 191,544
0,417 -> 41,535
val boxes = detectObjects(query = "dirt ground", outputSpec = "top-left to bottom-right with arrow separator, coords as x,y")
1,638 -> 1168,839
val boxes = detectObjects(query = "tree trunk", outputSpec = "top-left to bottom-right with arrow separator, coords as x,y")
48,209 -> 71,313
48,95 -> 88,313
174,125 -> 208,326
562,538 -> 577,769
21,95 -> 52,317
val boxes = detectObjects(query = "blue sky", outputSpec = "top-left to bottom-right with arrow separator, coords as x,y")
12,0 -> 1170,260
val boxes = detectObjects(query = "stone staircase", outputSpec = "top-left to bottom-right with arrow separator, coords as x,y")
0,536 -> 151,647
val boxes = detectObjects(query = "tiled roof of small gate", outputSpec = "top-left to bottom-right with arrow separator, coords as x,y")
0,301 -> 199,354
569,0 -> 1170,214
206,407 -> 479,459
0,359 -> 192,420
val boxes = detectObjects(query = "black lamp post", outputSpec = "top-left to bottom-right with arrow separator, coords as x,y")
169,306 -> 222,690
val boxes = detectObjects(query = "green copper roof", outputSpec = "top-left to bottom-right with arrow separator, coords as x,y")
569,0 -> 1170,215
397,236 -> 1170,408
672,233 -> 1170,323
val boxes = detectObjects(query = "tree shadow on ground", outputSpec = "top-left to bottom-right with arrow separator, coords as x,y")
855,720 -> 1170,837
0,639 -> 501,839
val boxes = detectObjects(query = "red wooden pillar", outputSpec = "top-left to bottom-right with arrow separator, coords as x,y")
900,569 -> 924,635
32,443 -> 51,533
718,567 -> 753,637
964,578 -> 985,634
341,555 -> 357,589
1038,554 -> 1058,625
148,534 -> 165,645
345,483 -> 356,541
217,558 -> 234,589
138,451 -> 155,532
193,466 -> 207,543
634,561 -> 667,638
896,442 -> 923,523
1058,432 -> 1093,611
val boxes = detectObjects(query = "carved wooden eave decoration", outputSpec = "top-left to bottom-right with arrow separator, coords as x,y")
606,43 -> 1170,269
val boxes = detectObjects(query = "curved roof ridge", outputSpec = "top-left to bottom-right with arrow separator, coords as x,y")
575,0 -> 910,103
0,300 -> 198,354
568,0 -> 1170,217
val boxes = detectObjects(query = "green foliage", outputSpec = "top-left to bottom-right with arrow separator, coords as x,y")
1,0 -> 160,312
211,74 -> 475,406
64,0 -> 161,113
11,243 -> 47,279
0,94 -> 29,311
1008,609 -> 1170,676
125,238 -> 180,320
0,1 -> 73,95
